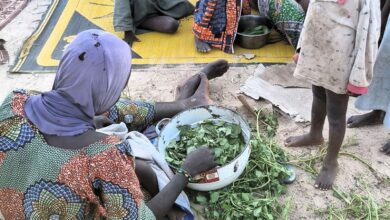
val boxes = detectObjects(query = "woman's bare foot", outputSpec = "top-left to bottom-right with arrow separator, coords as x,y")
175,59 -> 229,100
181,73 -> 211,108
167,206 -> 186,220
201,59 -> 229,79
347,110 -> 385,128
314,160 -> 339,190
285,133 -> 324,147
195,37 -> 211,53
380,141 -> 390,155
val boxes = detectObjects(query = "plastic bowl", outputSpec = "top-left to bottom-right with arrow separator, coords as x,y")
236,15 -> 272,49
157,105 -> 251,191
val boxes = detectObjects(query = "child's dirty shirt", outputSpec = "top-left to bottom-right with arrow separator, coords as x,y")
294,0 -> 381,94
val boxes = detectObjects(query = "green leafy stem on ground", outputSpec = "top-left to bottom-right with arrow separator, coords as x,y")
189,109 -> 292,220
288,138 -> 390,219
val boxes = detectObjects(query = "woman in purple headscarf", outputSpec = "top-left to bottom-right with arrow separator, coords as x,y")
0,29 -> 229,219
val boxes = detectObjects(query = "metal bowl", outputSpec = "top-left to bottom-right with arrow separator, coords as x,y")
236,15 -> 272,49
157,105 -> 251,191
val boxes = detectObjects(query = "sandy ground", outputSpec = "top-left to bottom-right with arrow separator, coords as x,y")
1,0 -> 390,219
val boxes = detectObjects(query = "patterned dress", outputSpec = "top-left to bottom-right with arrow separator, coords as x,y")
294,0 -> 381,94
257,0 -> 305,48
193,0 -> 251,53
0,89 -> 156,219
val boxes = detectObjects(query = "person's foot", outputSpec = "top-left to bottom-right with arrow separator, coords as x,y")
200,59 -> 229,80
314,160 -> 339,190
285,133 -> 324,147
181,73 -> 211,108
175,60 -> 229,100
195,37 -> 211,53
347,110 -> 385,128
380,141 -> 390,155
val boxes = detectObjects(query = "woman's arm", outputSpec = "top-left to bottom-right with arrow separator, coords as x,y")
146,147 -> 216,219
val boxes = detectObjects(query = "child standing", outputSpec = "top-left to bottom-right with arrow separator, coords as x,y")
285,0 -> 381,190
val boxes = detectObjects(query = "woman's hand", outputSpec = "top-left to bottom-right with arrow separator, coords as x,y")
181,146 -> 217,176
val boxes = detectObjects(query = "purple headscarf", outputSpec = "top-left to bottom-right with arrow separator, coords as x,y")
25,29 -> 132,136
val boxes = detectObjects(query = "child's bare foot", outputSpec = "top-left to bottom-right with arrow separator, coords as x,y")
380,141 -> 390,155
195,38 -> 211,53
285,133 -> 324,147
175,60 -> 228,100
314,160 -> 339,190
167,206 -> 186,220
347,110 -> 385,128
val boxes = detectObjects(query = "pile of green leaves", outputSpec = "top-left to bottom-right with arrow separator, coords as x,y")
190,110 -> 291,220
240,25 -> 269,35
165,120 -> 245,167
319,184 -> 390,219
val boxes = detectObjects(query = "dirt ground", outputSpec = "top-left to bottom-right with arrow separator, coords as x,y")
0,0 -> 390,219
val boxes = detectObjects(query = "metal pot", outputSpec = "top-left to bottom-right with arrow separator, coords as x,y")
236,15 -> 272,49
157,105 -> 251,191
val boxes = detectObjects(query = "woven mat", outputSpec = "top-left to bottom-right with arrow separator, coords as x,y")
0,0 -> 28,30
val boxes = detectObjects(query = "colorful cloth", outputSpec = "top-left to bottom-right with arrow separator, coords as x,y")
294,0 -> 381,94
257,0 -> 305,48
114,0 -> 194,32
0,90 -> 156,219
355,16 -> 390,128
193,0 -> 250,53
24,30 -> 132,136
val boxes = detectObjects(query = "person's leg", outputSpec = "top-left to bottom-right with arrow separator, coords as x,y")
381,141 -> 390,155
139,16 -> 180,34
315,89 -> 349,190
154,73 -> 211,121
175,59 -> 229,100
285,85 -> 327,147
347,110 -> 385,128
135,159 -> 159,196
153,60 -> 229,120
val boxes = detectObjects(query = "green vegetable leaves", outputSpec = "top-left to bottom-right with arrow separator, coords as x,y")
240,25 -> 269,35
165,120 -> 245,167
187,111 -> 291,220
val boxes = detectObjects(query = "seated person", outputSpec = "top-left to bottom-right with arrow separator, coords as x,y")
193,0 -> 308,53
114,0 -> 195,45
0,29 -> 231,219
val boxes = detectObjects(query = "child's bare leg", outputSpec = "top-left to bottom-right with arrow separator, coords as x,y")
315,90 -> 349,190
285,85 -> 326,147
